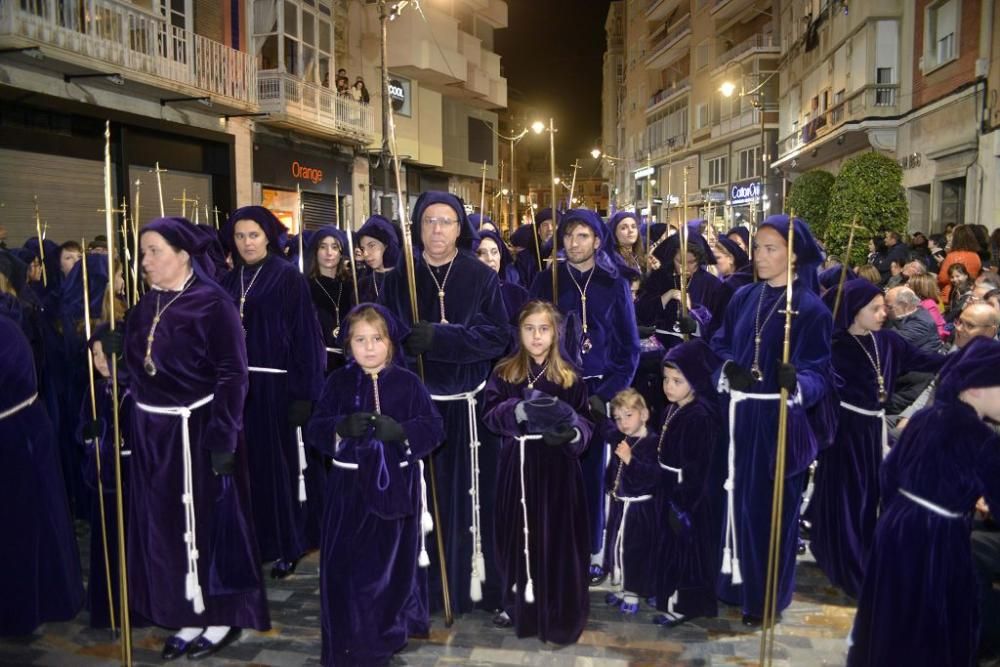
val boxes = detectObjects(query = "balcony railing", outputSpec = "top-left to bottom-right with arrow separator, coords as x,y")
0,0 -> 256,106
258,71 -> 377,143
778,84 -> 899,156
647,14 -> 691,58
716,33 -> 778,67
647,76 -> 690,111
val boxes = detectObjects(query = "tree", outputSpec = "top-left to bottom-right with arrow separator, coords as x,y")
826,151 -> 908,266
786,169 -> 835,242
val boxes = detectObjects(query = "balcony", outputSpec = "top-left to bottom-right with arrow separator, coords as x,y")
713,33 -> 780,73
0,0 -> 256,109
778,84 -> 899,157
645,14 -> 691,69
646,0 -> 682,21
712,108 -> 763,139
712,0 -> 767,24
646,76 -> 690,114
257,71 -> 376,144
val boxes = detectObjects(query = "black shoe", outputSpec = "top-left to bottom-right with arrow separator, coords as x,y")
588,564 -> 607,587
797,538 -> 808,555
492,611 -> 513,628
161,635 -> 193,661
186,628 -> 242,660
271,558 -> 299,579
742,613 -> 763,627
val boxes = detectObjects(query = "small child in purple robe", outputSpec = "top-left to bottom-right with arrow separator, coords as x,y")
601,389 -> 660,614
483,300 -> 594,644
652,339 -> 722,627
307,304 -> 444,667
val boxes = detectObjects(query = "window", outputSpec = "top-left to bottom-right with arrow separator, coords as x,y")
737,146 -> 760,180
875,67 -> 894,106
695,102 -> 710,129
254,1 -> 335,87
695,40 -> 711,70
706,155 -> 728,187
925,0 -> 958,70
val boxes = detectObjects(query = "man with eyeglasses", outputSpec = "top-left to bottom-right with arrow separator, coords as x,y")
528,209 -> 640,586
380,191 -> 510,618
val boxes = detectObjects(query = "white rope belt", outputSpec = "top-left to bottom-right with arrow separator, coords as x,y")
840,401 -> 888,457
721,390 -> 782,586
324,347 -> 343,355
514,434 -> 543,603
248,366 -> 307,503
654,328 -> 685,339
610,493 -> 653,592
134,393 -> 214,614
0,392 -> 38,420
899,489 -> 964,519
330,454 -> 433,567
659,462 -> 683,483
430,380 -> 487,602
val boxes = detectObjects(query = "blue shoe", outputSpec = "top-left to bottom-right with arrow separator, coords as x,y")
589,565 -> 607,586
653,612 -> 689,627
161,636 -> 193,661
605,592 -> 623,607
620,600 -> 640,615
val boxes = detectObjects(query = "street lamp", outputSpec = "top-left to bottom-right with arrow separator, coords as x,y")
591,148 -> 624,212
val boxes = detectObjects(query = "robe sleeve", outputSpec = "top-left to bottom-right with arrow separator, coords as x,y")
620,434 -> 661,495
482,373 -> 524,437
394,371 -> 445,460
306,367 -> 352,458
203,296 -> 249,454
564,379 -> 594,457
976,433 -> 1000,515
593,279 -> 640,401
788,293 -> 832,409
284,272 -> 327,402
886,330 -> 946,376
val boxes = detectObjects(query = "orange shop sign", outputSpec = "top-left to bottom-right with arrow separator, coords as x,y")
291,160 -> 324,184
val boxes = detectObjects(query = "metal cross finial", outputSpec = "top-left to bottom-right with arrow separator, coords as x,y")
150,162 -> 168,217
172,189 -> 196,218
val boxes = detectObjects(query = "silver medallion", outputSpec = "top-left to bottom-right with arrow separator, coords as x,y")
750,366 -> 763,382
143,356 -> 157,377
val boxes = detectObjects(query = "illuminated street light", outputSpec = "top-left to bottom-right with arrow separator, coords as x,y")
719,81 -> 737,97
531,120 -> 546,134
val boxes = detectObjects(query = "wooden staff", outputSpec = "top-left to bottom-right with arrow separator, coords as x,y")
831,216 -> 864,321
132,179 -> 142,304
759,210 -> 798,666
103,121 -> 133,666
386,79 -> 453,627
296,183 -> 305,274
567,158 -> 581,207
173,189 -> 195,219
151,162 -> 167,217
81,242 -> 117,635
118,197 -> 132,308
334,178 -> 341,230
212,206 -> 221,231
547,118 -> 558,303
678,166 -> 690,335
33,195 -> 47,287
479,160 -> 487,221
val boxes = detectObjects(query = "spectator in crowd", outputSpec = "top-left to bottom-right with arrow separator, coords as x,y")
990,228 -> 1000,268
953,302 -> 1000,349
972,271 -> 1000,303
945,263 -> 974,323
985,288 -> 1000,312
883,230 -> 909,273
855,264 -> 882,284
972,225 -> 992,266
868,237 -> 889,282
927,233 -> 947,271
58,240 -> 83,277
885,286 -> 944,354
907,273 -> 947,342
351,77 -> 370,104
884,260 -> 906,290
938,224 -> 982,302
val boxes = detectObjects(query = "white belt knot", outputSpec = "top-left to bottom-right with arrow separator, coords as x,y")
135,393 -> 214,614
430,380 -> 488,602
610,493 -> 653,591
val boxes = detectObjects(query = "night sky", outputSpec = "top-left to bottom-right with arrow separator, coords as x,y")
494,0 -> 614,166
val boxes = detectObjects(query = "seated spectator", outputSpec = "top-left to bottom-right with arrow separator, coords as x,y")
938,224 -> 982,302
885,285 -> 944,353
908,273 -> 947,341
927,233 -> 946,271
885,260 -> 907,289
855,264 -> 882,284
902,259 -> 927,278
945,263 -> 974,323
972,271 -> 1000,303
985,288 -> 1000,312
868,237 -> 888,279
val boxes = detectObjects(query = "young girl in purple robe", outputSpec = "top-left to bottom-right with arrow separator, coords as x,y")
652,339 -> 722,627
483,300 -> 594,644
306,304 -> 444,667
848,337 -> 1000,667
601,389 -> 659,614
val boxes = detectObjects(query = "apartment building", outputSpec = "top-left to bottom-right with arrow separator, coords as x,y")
344,0 -> 507,222
618,0 -> 781,228
600,1 -> 626,207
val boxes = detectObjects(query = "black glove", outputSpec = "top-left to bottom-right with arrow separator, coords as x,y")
336,412 -> 375,439
724,361 -> 754,391
777,362 -> 798,393
82,420 -> 101,441
211,450 -> 235,476
287,400 -> 313,427
677,315 -> 698,335
588,395 -> 607,421
542,424 -> 577,447
637,325 -> 656,339
403,321 -> 435,356
99,328 -> 124,358
372,414 -> 406,443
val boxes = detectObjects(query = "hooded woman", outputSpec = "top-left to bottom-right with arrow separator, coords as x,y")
607,211 -> 647,281
474,228 -> 529,332
356,215 -> 400,303
127,217 -> 270,659
307,226 -> 356,372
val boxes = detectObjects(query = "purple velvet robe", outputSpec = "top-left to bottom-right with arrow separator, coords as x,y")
125,276 -> 269,630
601,430 -> 660,597
483,367 -> 593,644
530,262 -> 641,557
306,363 -> 444,667
709,280 -> 832,617
0,314 -> 84,636
654,397 -> 721,618
77,380 -> 133,629
380,250 -> 510,612
847,401 -> 1000,667
309,274 -> 355,372
221,254 -> 326,560
357,267 -> 389,305
806,329 -> 945,598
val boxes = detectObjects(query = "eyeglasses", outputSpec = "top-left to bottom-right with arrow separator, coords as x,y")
422,216 -> 459,227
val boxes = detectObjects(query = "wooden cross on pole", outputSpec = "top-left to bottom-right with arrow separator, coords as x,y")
149,162 -> 167,217
831,216 -> 866,320
567,158 -> 582,207
212,206 -> 221,231
172,189 -> 196,219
